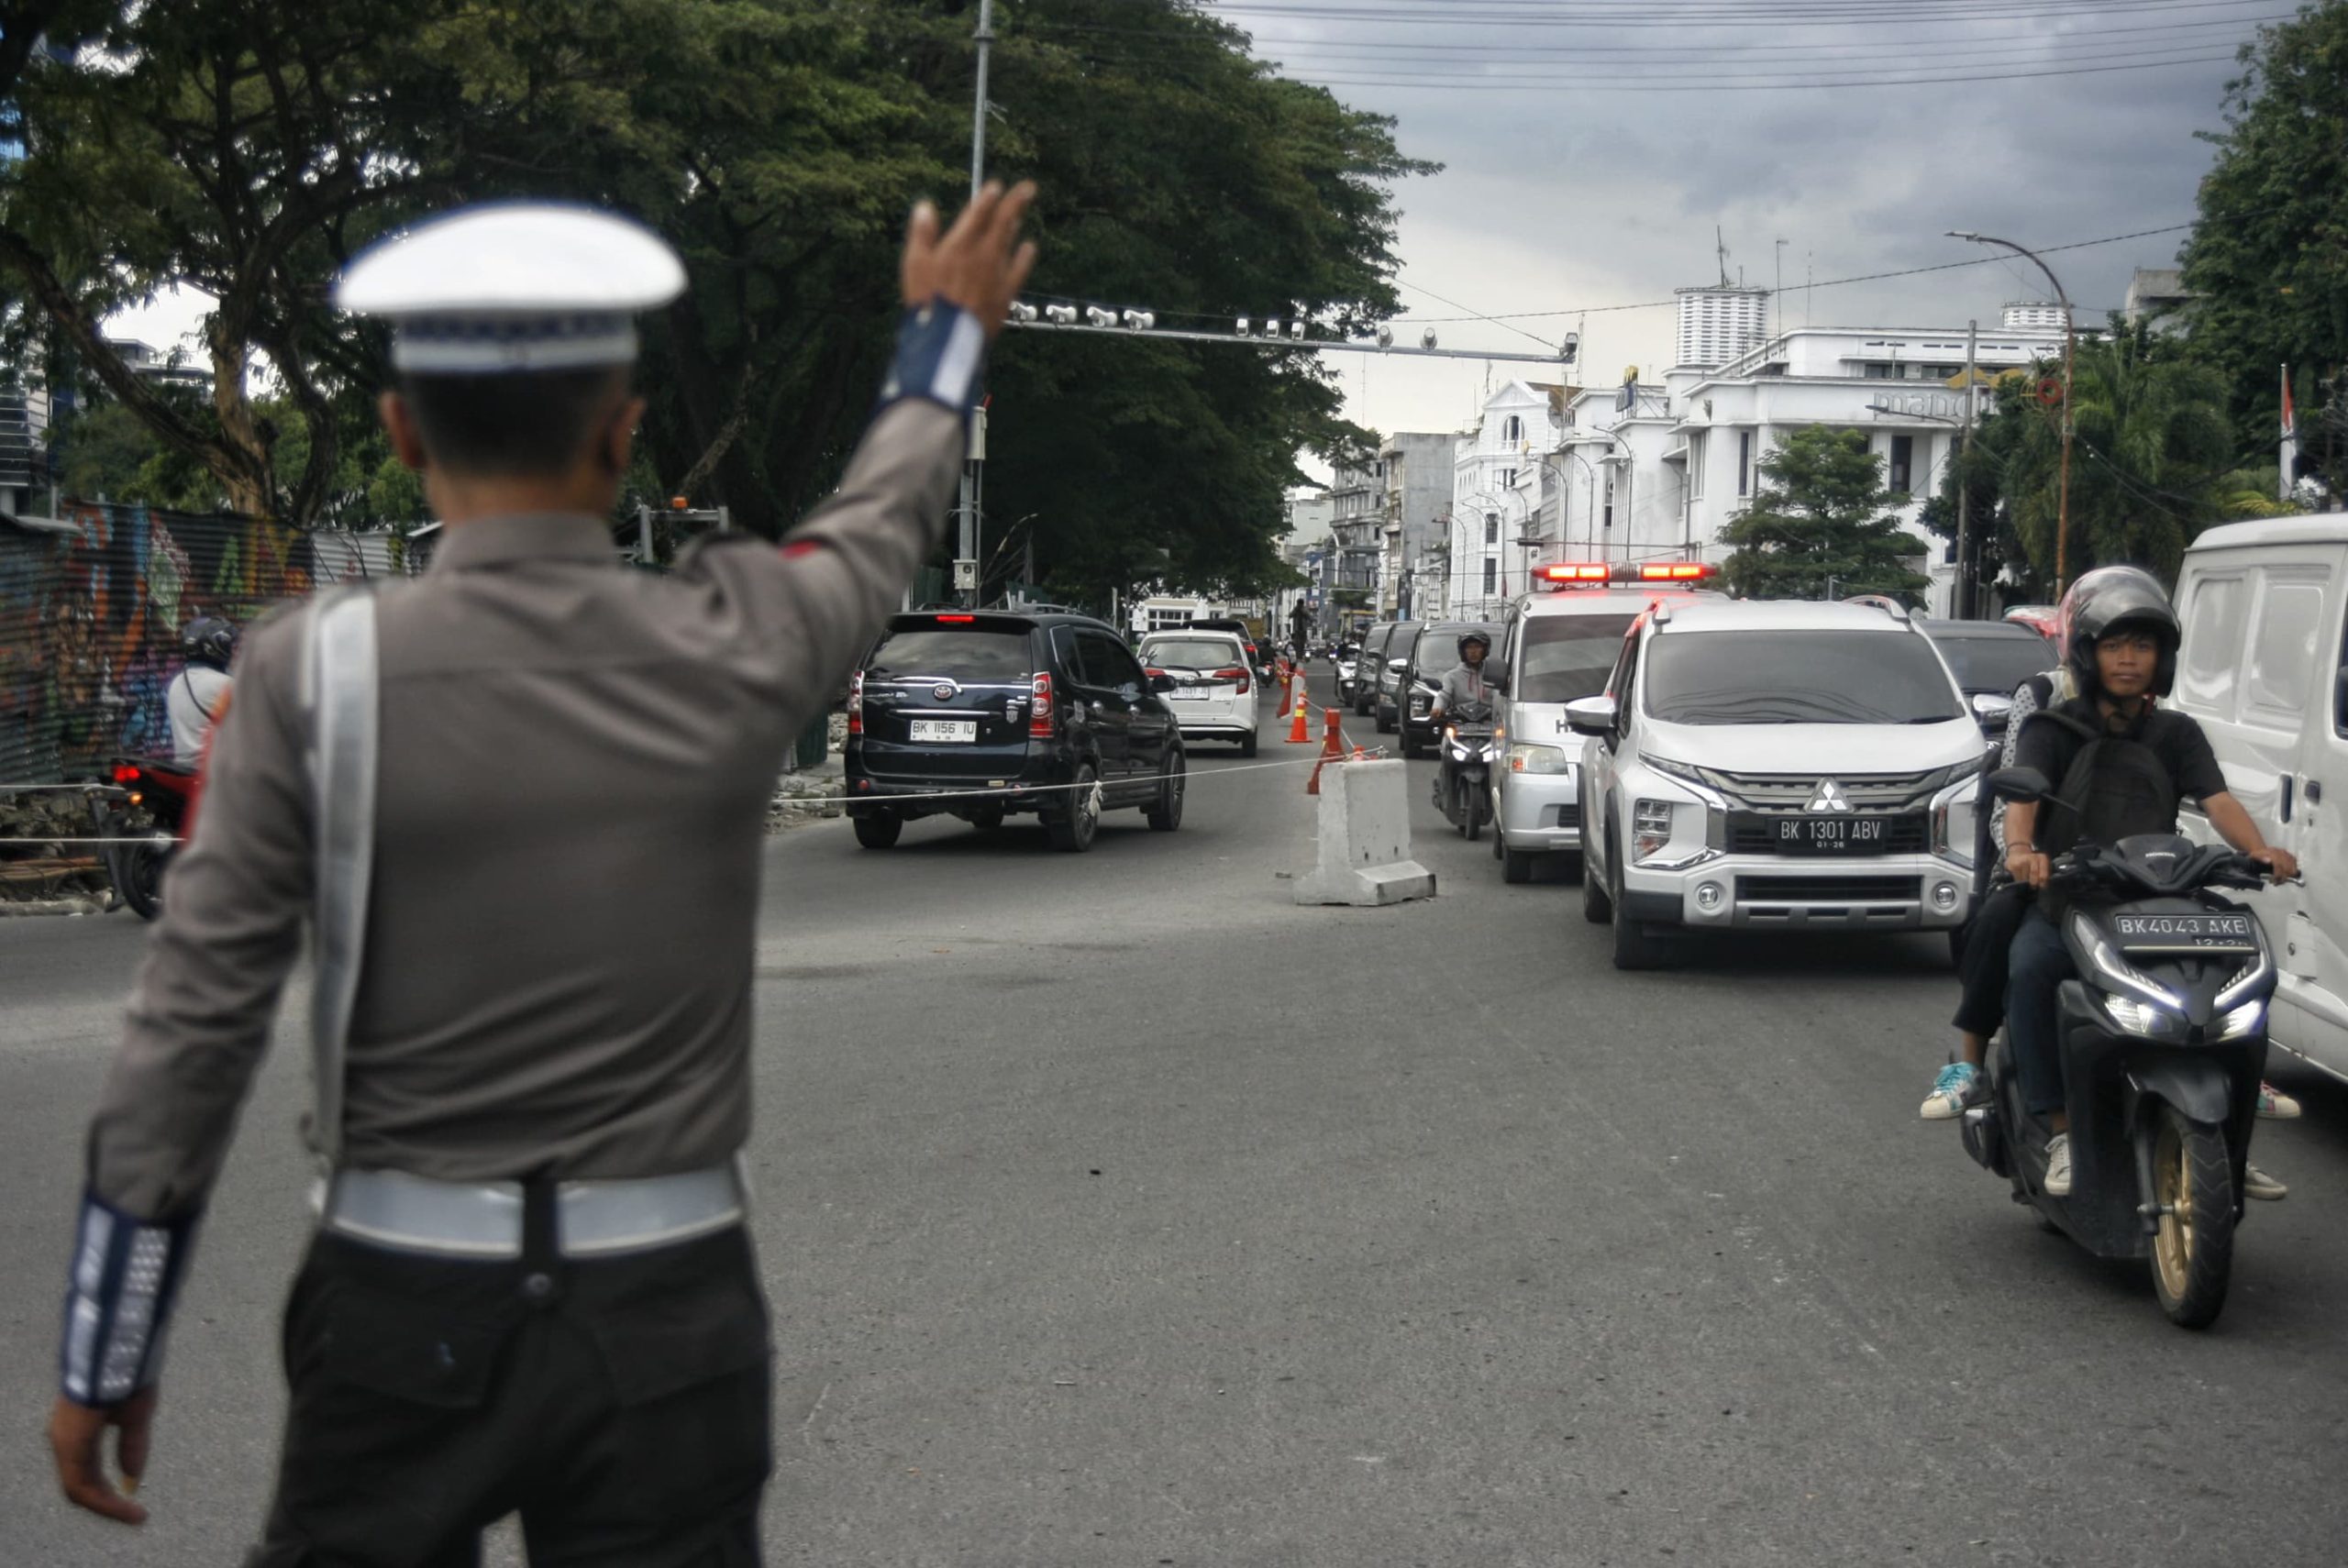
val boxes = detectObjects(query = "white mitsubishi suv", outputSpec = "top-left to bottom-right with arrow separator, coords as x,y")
1571,599 -> 1984,969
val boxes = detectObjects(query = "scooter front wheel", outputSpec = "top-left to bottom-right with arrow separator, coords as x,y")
2149,1104 -> 2234,1330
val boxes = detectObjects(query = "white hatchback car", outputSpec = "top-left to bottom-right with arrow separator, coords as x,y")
1138,630 -> 1260,756
1573,599 -> 1985,969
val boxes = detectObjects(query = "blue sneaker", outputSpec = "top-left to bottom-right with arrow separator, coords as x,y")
1921,1061 -> 1979,1121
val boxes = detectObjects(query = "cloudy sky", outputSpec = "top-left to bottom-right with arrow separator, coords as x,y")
1216,0 -> 2279,458
106,0 -> 2276,472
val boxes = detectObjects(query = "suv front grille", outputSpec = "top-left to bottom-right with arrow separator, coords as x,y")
1704,768 -> 1947,812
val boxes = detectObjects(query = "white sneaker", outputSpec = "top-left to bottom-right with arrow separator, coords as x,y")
2256,1082 -> 2303,1120
2244,1163 -> 2288,1201
2043,1133 -> 2073,1198
1921,1061 -> 1979,1121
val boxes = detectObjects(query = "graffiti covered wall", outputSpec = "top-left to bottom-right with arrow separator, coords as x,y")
0,502 -> 419,784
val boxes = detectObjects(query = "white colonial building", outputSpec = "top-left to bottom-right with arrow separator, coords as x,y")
1550,289 -> 2070,614
1447,380 -> 1571,618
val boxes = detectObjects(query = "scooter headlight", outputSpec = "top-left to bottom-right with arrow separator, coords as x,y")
2097,990 -> 2184,1040
2215,999 -> 2265,1041
2066,911 -> 2184,1014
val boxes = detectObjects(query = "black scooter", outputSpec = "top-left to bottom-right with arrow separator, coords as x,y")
1960,766 -> 2281,1329
1434,701 -> 1497,842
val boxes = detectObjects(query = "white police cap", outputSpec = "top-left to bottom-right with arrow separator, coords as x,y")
335,203 -> 686,375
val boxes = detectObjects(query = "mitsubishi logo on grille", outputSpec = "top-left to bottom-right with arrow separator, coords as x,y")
1804,778 -> 1853,813
931,681 -> 959,701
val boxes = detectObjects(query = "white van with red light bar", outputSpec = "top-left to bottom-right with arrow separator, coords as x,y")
1570,598 -> 1984,969
1137,628 -> 1260,756
1483,561 -> 1726,884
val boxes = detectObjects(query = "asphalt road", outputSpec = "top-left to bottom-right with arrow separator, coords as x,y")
6,665 -> 2348,1567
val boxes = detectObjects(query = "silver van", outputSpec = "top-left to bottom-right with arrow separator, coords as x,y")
1488,564 -> 1724,884
2171,513 -> 2348,1082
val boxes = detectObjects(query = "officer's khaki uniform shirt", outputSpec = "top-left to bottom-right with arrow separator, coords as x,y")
88,400 -> 962,1220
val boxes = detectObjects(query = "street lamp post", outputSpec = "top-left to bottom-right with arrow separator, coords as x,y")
1949,230 -> 2075,593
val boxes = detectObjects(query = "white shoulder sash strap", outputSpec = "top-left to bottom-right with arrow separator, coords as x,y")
303,588 -> 381,1166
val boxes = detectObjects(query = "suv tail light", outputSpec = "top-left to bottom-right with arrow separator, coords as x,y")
1029,671 -> 1057,738
1213,665 -> 1250,695
847,670 -> 864,735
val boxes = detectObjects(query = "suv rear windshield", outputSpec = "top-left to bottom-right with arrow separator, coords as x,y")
1645,631 -> 1965,725
866,627 -> 1033,680
1517,613 -> 1635,703
1142,637 -> 1244,670
1930,632 -> 2053,694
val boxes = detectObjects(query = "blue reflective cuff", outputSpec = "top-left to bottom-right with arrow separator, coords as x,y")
59,1192 -> 198,1408
877,301 -> 986,417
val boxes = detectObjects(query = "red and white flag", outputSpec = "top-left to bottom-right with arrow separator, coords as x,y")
2281,365 -> 2298,501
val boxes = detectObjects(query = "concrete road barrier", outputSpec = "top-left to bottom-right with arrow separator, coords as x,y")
1293,757 -> 1435,907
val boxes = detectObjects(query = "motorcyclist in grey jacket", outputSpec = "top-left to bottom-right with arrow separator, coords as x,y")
1430,632 -> 1497,723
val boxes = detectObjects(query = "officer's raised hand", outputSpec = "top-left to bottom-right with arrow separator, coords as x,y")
901,180 -> 1038,337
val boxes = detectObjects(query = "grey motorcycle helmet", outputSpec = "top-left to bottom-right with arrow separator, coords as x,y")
2060,566 -> 2178,700
1456,632 -> 1490,660
180,614 -> 238,669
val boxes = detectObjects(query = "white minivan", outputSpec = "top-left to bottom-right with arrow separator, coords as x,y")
2170,513 -> 2348,1081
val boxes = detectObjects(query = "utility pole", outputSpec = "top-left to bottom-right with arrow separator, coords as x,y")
1956,319 -> 1977,619
958,0 -> 994,606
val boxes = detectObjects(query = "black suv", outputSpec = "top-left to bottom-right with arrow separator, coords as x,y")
1370,619 -> 1423,734
845,610 -> 1187,852
1398,620 -> 1502,759
1351,621 -> 1397,716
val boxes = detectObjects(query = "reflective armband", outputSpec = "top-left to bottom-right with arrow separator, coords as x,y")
59,1193 -> 198,1407
877,301 -> 986,417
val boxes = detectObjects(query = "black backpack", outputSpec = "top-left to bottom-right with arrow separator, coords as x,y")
2021,708 -> 2178,856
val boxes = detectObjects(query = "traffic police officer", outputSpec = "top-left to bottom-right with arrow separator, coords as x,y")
50,185 -> 1037,1563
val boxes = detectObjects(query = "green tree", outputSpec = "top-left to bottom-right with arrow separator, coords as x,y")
1986,319 -> 2235,584
5,0 -> 1427,596
2180,1 -> 2348,494
1718,427 -> 1929,602
1,0 -> 462,523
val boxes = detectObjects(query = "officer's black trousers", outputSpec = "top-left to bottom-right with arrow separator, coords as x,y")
246,1223 -> 772,1568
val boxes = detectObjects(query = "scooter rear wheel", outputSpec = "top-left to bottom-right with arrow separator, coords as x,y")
2149,1104 -> 2234,1330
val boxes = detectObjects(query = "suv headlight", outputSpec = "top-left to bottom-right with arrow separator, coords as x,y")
1505,742 -> 1570,775
1930,773 -> 1977,869
1634,798 -> 1675,861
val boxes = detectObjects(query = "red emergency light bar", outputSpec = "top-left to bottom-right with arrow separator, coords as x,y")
1534,561 -> 1721,589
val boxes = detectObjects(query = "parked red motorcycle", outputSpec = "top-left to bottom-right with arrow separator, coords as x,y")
96,757 -> 199,921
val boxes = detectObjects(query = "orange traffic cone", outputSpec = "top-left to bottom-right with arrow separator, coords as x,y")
1275,668 -> 1293,719
1286,697 -> 1313,745
1307,711 -> 1348,794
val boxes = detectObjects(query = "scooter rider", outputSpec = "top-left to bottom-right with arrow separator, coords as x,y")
2000,571 -> 2298,1198
1923,567 -> 2306,1134
166,616 -> 236,765
1429,631 -> 1496,724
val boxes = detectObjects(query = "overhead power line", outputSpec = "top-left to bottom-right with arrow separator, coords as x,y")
1281,51 -> 2237,90
1390,221 -> 2204,326
1182,0 -> 2282,28
1023,8 -> 2284,50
